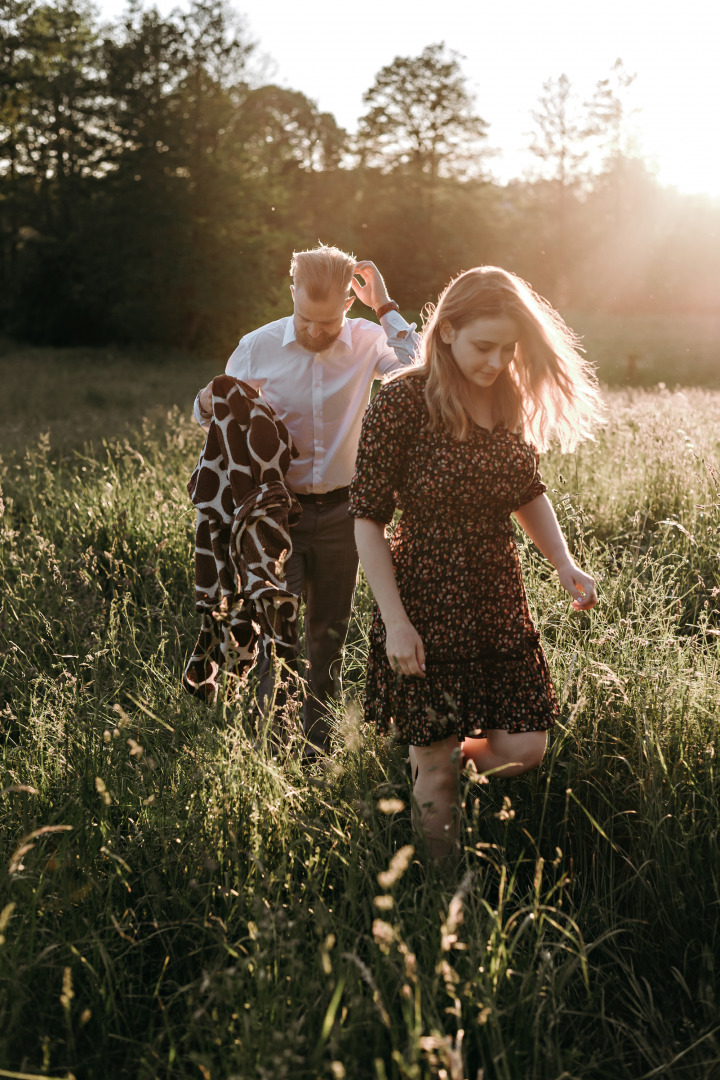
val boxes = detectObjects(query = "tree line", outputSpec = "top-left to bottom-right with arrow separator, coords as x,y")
2,0 -> 719,354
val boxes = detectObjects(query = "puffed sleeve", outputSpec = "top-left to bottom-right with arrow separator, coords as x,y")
349,377 -> 423,525
513,445 -> 547,510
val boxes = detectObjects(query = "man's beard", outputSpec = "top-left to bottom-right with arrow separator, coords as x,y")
294,325 -> 342,352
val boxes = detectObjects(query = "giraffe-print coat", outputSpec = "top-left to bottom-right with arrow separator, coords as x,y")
183,375 -> 302,700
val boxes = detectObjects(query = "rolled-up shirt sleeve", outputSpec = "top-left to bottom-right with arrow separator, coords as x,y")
375,311 -> 420,377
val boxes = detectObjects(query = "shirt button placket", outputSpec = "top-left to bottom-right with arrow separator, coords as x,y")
312,351 -> 323,491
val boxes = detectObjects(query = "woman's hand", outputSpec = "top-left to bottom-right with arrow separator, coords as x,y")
385,617 -> 426,678
556,562 -> 598,610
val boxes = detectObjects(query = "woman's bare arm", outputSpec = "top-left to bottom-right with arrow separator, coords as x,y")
354,518 -> 426,677
514,493 -> 598,610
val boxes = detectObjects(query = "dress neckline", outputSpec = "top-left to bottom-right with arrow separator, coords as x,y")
472,420 -> 504,436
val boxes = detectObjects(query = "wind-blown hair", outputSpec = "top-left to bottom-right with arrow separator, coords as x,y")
290,244 -> 356,302
405,266 -> 606,452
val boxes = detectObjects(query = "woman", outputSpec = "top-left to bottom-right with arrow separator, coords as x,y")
349,266 -> 605,860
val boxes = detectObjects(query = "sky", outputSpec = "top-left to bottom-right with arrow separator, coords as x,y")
98,0 -> 720,196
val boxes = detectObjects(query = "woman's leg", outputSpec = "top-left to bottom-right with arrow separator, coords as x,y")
461,729 -> 547,778
410,735 -> 463,861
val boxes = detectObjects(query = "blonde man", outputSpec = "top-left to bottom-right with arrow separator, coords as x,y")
195,245 -> 416,756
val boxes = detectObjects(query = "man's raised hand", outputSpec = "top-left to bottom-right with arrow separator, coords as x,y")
351,261 -> 391,312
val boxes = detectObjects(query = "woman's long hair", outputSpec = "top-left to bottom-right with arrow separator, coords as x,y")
402,266 -> 606,451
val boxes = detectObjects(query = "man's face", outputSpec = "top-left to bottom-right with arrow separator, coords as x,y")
292,285 -> 354,352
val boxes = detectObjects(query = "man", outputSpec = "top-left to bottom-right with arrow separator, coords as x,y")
194,244 -> 416,755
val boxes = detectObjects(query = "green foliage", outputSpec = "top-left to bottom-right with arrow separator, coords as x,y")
2,5 -> 720,352
355,42 -> 488,180
0,0 -> 342,351
1,376 -> 720,1077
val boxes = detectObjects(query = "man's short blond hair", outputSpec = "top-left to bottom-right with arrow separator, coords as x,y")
290,244 -> 356,302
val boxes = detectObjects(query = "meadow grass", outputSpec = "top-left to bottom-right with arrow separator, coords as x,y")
566,311 -> 720,389
1,350 -> 720,1078
0,336 -> 218,457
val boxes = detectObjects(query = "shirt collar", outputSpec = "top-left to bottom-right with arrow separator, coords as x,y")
281,316 -> 353,352
282,318 -> 299,348
337,319 -> 353,350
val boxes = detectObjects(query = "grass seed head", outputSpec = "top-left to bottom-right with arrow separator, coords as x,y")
0,902 -> 16,945
373,895 -> 394,911
60,966 -> 74,1011
372,919 -> 395,954
95,777 -> 112,805
377,844 -> 414,888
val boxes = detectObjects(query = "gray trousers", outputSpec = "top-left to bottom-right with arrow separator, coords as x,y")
256,498 -> 358,754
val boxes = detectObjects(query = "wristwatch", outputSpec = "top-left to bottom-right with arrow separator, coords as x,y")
375,300 -> 399,318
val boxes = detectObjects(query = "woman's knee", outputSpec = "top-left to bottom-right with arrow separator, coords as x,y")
522,731 -> 548,769
487,729 -> 547,771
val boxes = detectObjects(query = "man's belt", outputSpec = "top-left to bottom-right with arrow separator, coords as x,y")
295,486 -> 350,507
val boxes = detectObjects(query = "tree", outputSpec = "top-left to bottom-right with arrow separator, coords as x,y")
236,85 -> 345,175
0,0 -> 109,190
530,73 -> 597,189
527,63 -> 638,304
529,62 -> 639,192
355,43 -> 488,180
99,0 -> 272,348
351,42 -> 491,308
586,58 -> 637,167
0,0 -> 112,337
527,74 -> 589,301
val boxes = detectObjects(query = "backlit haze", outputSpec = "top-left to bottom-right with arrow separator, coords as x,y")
100,0 -> 719,197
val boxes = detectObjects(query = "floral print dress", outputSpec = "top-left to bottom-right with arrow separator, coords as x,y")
348,375 -> 559,747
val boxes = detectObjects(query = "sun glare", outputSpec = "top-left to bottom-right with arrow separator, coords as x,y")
94,0 -> 720,198
643,129 -> 720,198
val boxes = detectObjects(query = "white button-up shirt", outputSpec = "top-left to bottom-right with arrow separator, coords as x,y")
195,311 -> 418,494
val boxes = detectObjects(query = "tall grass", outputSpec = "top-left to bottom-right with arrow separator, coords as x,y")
1,386 -> 720,1079
0,336 -> 218,456
566,311 -> 720,389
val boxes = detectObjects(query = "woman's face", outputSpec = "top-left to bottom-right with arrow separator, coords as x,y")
440,314 -> 518,390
